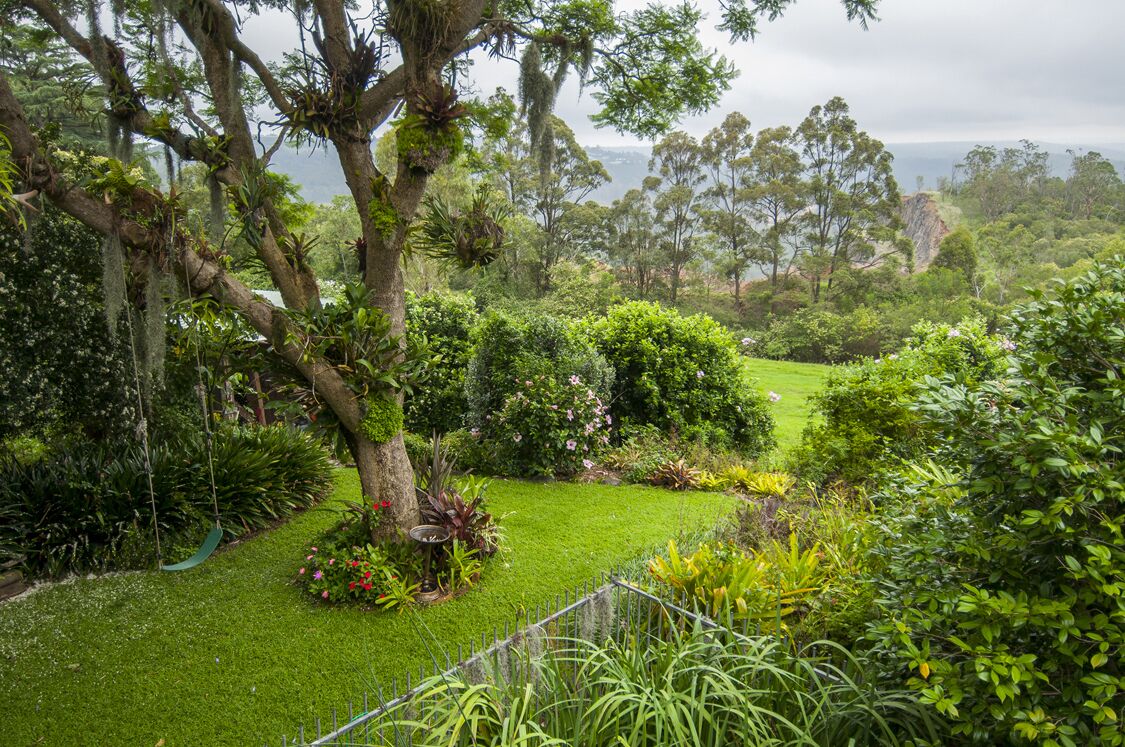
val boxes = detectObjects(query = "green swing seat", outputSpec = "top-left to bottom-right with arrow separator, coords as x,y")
161,525 -> 224,572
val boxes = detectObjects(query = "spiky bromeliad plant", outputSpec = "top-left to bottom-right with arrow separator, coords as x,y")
413,186 -> 511,269
648,458 -> 701,490
415,434 -> 500,556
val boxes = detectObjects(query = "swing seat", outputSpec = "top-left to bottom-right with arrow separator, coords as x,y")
161,525 -> 223,572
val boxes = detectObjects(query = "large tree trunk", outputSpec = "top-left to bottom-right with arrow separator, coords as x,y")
353,433 -> 419,533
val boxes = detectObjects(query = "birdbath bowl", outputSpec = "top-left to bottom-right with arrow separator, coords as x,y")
408,524 -> 450,595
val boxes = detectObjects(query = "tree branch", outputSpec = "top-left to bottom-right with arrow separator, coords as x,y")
19,0 -> 218,165
0,71 -> 360,432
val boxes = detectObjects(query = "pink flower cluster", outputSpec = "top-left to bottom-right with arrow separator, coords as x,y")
490,373 -> 613,472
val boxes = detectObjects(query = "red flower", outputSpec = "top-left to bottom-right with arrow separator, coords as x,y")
372,503 -> 379,510
348,581 -> 356,590
363,583 -> 372,591
351,560 -> 359,567
364,571 -> 372,579
379,594 -> 386,600
380,500 -> 391,508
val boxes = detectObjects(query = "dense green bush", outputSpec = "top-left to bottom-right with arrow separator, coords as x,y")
867,258 -> 1125,744
465,309 -> 613,474
751,306 -> 885,363
792,318 -> 1006,484
590,301 -> 774,454
404,291 -> 479,434
0,424 -> 333,576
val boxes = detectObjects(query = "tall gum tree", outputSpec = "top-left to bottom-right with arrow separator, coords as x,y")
0,0 -> 881,532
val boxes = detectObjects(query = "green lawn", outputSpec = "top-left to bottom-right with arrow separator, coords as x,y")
743,357 -> 835,450
0,472 -> 734,746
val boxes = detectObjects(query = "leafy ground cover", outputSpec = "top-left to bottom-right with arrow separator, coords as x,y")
743,357 -> 834,450
0,472 -> 733,746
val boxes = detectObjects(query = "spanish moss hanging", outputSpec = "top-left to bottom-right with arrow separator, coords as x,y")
164,144 -> 175,187
143,255 -> 166,391
101,234 -> 127,335
206,172 -> 224,243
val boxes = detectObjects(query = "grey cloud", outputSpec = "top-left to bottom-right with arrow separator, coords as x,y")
233,0 -> 1125,147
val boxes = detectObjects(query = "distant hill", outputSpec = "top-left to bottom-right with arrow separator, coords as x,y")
268,141 -> 1125,206
886,141 -> 1125,191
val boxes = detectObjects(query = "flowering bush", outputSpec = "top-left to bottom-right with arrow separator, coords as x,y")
299,542 -> 412,608
485,374 -> 612,476
465,309 -> 613,433
0,205 -> 133,442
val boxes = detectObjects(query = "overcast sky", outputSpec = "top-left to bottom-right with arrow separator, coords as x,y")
241,0 -> 1125,148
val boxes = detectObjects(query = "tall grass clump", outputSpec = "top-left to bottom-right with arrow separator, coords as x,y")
350,622 -> 941,746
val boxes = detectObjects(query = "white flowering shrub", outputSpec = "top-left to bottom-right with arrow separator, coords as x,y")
0,207 -> 133,441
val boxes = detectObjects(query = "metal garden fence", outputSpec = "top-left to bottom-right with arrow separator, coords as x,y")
271,571 -> 733,747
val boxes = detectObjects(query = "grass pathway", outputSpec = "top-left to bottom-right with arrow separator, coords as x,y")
0,473 -> 733,746
744,357 -> 835,450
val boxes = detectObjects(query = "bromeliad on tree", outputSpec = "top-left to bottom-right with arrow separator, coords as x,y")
0,0 -> 881,533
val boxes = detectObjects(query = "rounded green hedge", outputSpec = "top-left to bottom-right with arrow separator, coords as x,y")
589,301 -> 775,455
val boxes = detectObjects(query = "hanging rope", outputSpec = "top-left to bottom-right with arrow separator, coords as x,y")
182,256 -> 221,529
118,246 -> 164,567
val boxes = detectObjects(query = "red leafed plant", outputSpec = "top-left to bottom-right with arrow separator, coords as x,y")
416,434 -> 500,556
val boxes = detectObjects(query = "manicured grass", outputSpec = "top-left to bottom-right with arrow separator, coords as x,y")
0,472 -> 734,746
743,357 -> 835,450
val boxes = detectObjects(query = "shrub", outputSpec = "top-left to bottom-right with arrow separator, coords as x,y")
466,309 -> 614,475
589,301 -> 774,454
402,431 -> 431,471
866,259 -> 1125,744
792,318 -> 1007,484
438,428 -> 489,473
486,374 -> 611,476
404,291 -> 478,434
0,424 -> 333,577
752,306 -> 886,364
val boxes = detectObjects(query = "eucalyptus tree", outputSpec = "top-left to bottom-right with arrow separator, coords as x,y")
957,141 -> 1050,220
795,97 -> 907,303
1066,150 -> 1122,221
523,117 -> 610,294
605,187 -> 660,298
746,125 -> 805,289
647,131 -> 707,303
700,111 -> 755,311
0,0 -> 880,532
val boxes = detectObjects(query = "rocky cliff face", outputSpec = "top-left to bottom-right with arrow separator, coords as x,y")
901,193 -> 949,271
